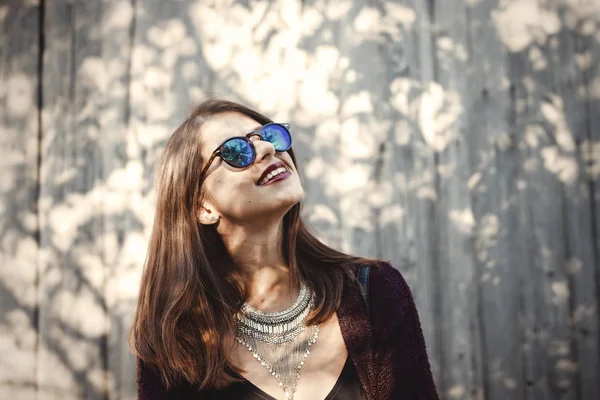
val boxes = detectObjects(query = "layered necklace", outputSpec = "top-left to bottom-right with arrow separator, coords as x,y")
235,281 -> 318,399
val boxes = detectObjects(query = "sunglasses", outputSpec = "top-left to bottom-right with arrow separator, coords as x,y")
199,123 -> 293,180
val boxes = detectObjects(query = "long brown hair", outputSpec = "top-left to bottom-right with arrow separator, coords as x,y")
128,99 -> 384,390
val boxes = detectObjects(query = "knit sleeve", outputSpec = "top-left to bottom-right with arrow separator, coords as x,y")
137,358 -> 184,400
369,262 -> 439,399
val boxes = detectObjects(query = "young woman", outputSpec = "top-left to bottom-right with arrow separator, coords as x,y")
129,99 -> 439,400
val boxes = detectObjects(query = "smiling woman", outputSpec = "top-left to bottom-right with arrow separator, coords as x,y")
129,99 -> 439,400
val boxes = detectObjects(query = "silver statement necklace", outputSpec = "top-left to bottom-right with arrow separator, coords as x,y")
235,281 -> 319,399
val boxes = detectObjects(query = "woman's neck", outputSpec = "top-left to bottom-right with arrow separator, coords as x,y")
242,265 -> 299,313
218,219 -> 298,312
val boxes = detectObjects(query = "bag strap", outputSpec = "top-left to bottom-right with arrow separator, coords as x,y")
356,265 -> 371,317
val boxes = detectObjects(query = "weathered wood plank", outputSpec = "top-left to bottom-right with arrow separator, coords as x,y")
132,0 -> 212,130
0,2 -> 40,400
466,1 -> 525,399
336,2 -> 386,260
431,1 -> 484,398
290,0 -> 348,252
38,0 -> 108,398
501,1 -> 577,397
580,6 -> 600,400
549,1 -> 600,399
380,0 -> 442,387
284,0 -> 347,250
98,1 -> 138,399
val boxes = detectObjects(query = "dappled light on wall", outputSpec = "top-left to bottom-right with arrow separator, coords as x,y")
1,0 -> 600,399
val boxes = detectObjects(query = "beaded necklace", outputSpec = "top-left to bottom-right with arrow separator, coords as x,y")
235,281 -> 319,399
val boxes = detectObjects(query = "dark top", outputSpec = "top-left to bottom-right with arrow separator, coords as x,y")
136,262 -> 440,400
208,356 -> 366,399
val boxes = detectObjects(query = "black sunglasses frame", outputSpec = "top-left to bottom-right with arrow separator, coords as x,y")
199,123 -> 292,181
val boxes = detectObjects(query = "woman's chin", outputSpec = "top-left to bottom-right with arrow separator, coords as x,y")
262,192 -> 304,218
275,193 -> 303,212
261,180 -> 304,204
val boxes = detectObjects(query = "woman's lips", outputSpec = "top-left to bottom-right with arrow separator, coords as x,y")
258,170 -> 291,186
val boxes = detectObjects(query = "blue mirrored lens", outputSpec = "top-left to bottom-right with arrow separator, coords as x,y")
262,124 -> 292,151
221,138 -> 254,167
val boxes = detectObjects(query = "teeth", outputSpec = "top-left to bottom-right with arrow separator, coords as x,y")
260,167 -> 288,185
267,167 -> 285,179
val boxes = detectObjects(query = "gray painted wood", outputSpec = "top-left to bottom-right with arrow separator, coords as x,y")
0,3 -> 40,400
550,3 -> 600,399
431,1 -> 484,398
380,0 -> 442,387
466,1 -> 525,399
337,1 -> 385,259
506,8 -> 577,399
38,1 -> 108,398
99,1 -> 138,399
293,0 -> 347,251
582,7 -> 600,400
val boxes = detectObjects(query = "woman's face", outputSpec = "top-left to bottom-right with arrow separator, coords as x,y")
198,112 -> 304,224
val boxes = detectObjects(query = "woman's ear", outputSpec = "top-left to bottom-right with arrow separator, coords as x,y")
198,205 -> 220,225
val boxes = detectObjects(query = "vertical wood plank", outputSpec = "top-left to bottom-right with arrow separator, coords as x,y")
287,0 -> 347,251
39,0 -> 108,398
0,2 -> 40,399
99,1 -> 138,399
501,1 -> 577,397
336,1 -> 385,260
581,5 -> 600,400
548,1 -> 600,399
131,0 -> 210,131
431,0 -> 484,398
379,0 -> 442,387
466,1 -> 525,399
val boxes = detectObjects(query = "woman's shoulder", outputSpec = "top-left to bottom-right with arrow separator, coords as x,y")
344,260 -> 409,295
370,260 -> 408,284
340,261 -> 413,314
355,261 -> 410,292
365,261 -> 416,315
137,357 -> 196,399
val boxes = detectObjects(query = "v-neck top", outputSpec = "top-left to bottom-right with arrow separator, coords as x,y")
136,263 -> 440,400
205,356 -> 366,399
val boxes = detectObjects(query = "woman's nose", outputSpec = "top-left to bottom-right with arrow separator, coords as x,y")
252,136 -> 276,161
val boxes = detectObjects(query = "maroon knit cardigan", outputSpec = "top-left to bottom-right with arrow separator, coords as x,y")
137,262 -> 439,399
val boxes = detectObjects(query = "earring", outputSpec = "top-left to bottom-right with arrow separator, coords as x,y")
209,216 -> 219,223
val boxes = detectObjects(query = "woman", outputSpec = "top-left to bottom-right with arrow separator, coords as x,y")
130,99 -> 438,400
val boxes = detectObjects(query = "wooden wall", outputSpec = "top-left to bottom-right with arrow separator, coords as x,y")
1,0 -> 599,399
